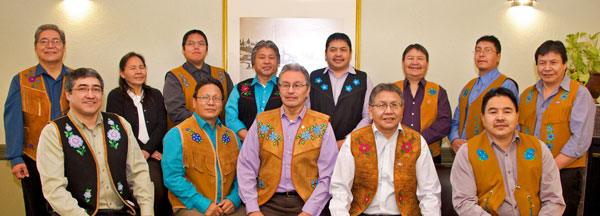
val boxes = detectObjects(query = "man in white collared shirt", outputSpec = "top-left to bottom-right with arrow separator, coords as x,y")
329,83 -> 441,216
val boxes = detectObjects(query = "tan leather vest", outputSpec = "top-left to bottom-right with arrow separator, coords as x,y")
459,74 -> 508,139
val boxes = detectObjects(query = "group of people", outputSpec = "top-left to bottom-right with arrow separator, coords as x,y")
3,23 -> 596,216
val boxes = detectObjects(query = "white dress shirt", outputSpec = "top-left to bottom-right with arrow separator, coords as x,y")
329,124 -> 441,215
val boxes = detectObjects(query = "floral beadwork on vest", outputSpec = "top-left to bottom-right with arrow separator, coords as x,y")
483,190 -> 493,211
400,136 -> 417,153
117,181 -> 124,194
240,81 -> 252,96
84,188 -> 92,203
176,71 -> 190,88
345,85 -> 353,92
64,123 -> 86,156
353,79 -> 360,86
525,90 -> 534,104
546,125 -> 555,151
525,148 -> 536,160
428,87 -> 438,96
185,128 -> 203,143
476,149 -> 488,161
106,118 -> 122,149
356,137 -> 372,155
257,120 -> 282,146
24,69 -> 41,88
221,130 -> 232,144
296,123 -> 327,144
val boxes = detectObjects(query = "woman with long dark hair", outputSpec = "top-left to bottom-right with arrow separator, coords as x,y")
106,52 -> 171,215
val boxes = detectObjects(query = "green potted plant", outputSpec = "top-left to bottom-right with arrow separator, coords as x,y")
565,32 -> 600,103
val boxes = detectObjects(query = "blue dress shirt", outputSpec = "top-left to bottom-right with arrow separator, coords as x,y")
225,75 -> 278,134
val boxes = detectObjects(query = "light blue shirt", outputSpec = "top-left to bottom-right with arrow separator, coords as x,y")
449,68 -> 519,141
162,113 -> 242,213
225,75 -> 278,133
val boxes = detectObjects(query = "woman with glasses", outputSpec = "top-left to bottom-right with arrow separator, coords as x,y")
106,52 -> 171,215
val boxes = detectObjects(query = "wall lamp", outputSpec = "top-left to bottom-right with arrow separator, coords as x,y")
510,0 -> 536,7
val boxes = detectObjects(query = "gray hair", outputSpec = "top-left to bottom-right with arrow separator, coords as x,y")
279,63 -> 310,88
64,68 -> 104,93
251,40 -> 280,66
35,24 -> 65,45
368,83 -> 404,105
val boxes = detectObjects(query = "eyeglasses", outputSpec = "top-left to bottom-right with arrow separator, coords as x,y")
371,103 -> 402,110
195,95 -> 223,103
474,48 -> 495,55
72,87 -> 103,94
279,83 -> 307,90
38,39 -> 63,47
185,41 -> 207,47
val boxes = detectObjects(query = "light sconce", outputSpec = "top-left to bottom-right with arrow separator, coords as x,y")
509,0 -> 536,7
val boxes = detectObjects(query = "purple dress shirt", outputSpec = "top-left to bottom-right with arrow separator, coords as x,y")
521,75 -> 596,159
237,106 -> 339,216
401,79 -> 452,144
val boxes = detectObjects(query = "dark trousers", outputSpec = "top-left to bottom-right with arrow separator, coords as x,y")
22,156 -> 51,216
148,159 -> 172,216
560,167 -> 585,216
260,193 -> 305,215
432,155 -> 442,164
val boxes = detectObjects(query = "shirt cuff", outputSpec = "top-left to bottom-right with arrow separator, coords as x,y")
139,204 -> 154,216
225,193 -> 242,208
228,120 -> 247,134
10,157 -> 25,167
195,197 -> 212,214
244,200 -> 260,214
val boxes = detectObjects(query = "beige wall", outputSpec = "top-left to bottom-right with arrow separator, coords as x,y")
1,0 -> 599,214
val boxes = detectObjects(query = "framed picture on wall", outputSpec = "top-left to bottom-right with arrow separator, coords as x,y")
223,0 -> 360,82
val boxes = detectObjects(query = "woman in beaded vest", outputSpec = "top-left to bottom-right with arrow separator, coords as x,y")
106,52 -> 171,215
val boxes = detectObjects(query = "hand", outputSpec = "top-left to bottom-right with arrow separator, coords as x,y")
141,150 -> 150,160
151,151 -> 162,161
205,203 -> 224,216
238,129 -> 248,142
298,211 -> 311,216
336,140 -> 344,149
11,163 -> 29,179
249,212 -> 264,216
451,139 -> 467,152
217,199 -> 235,214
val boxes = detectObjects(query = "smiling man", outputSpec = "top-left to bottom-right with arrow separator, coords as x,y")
162,77 -> 244,216
237,63 -> 338,216
309,32 -> 373,149
329,83 -> 441,215
451,88 -> 565,215
36,68 -> 154,216
518,40 -> 596,216
226,40 -> 283,142
3,24 -> 71,216
393,44 -> 452,163
450,35 -> 519,153
164,29 -> 234,126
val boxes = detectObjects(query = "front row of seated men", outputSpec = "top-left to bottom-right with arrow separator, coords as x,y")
29,30 -> 592,215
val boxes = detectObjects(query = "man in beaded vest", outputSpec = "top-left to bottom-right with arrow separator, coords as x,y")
393,44 -> 452,164
225,40 -> 282,142
451,88 -> 565,215
37,68 -> 154,216
237,63 -> 338,216
450,35 -> 519,153
329,83 -> 441,216
309,32 -> 373,148
164,29 -> 234,126
162,77 -> 244,216
3,24 -> 70,216
518,40 -> 595,216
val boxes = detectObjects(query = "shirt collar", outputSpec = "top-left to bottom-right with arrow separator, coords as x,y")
324,65 -> 356,75
534,74 -> 572,92
280,105 -> 307,121
478,68 -> 501,85
67,110 -> 103,130
251,75 -> 278,87
403,79 -> 426,89
193,112 -> 222,131
35,64 -> 70,79
183,61 -> 210,74
371,123 -> 405,138
485,130 -> 521,148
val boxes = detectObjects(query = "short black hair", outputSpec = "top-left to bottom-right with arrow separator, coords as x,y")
193,77 -> 224,101
182,29 -> 208,47
402,43 -> 429,62
535,40 -> 568,64
481,87 -> 518,114
325,32 -> 352,51
64,68 -> 104,93
476,35 -> 501,54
